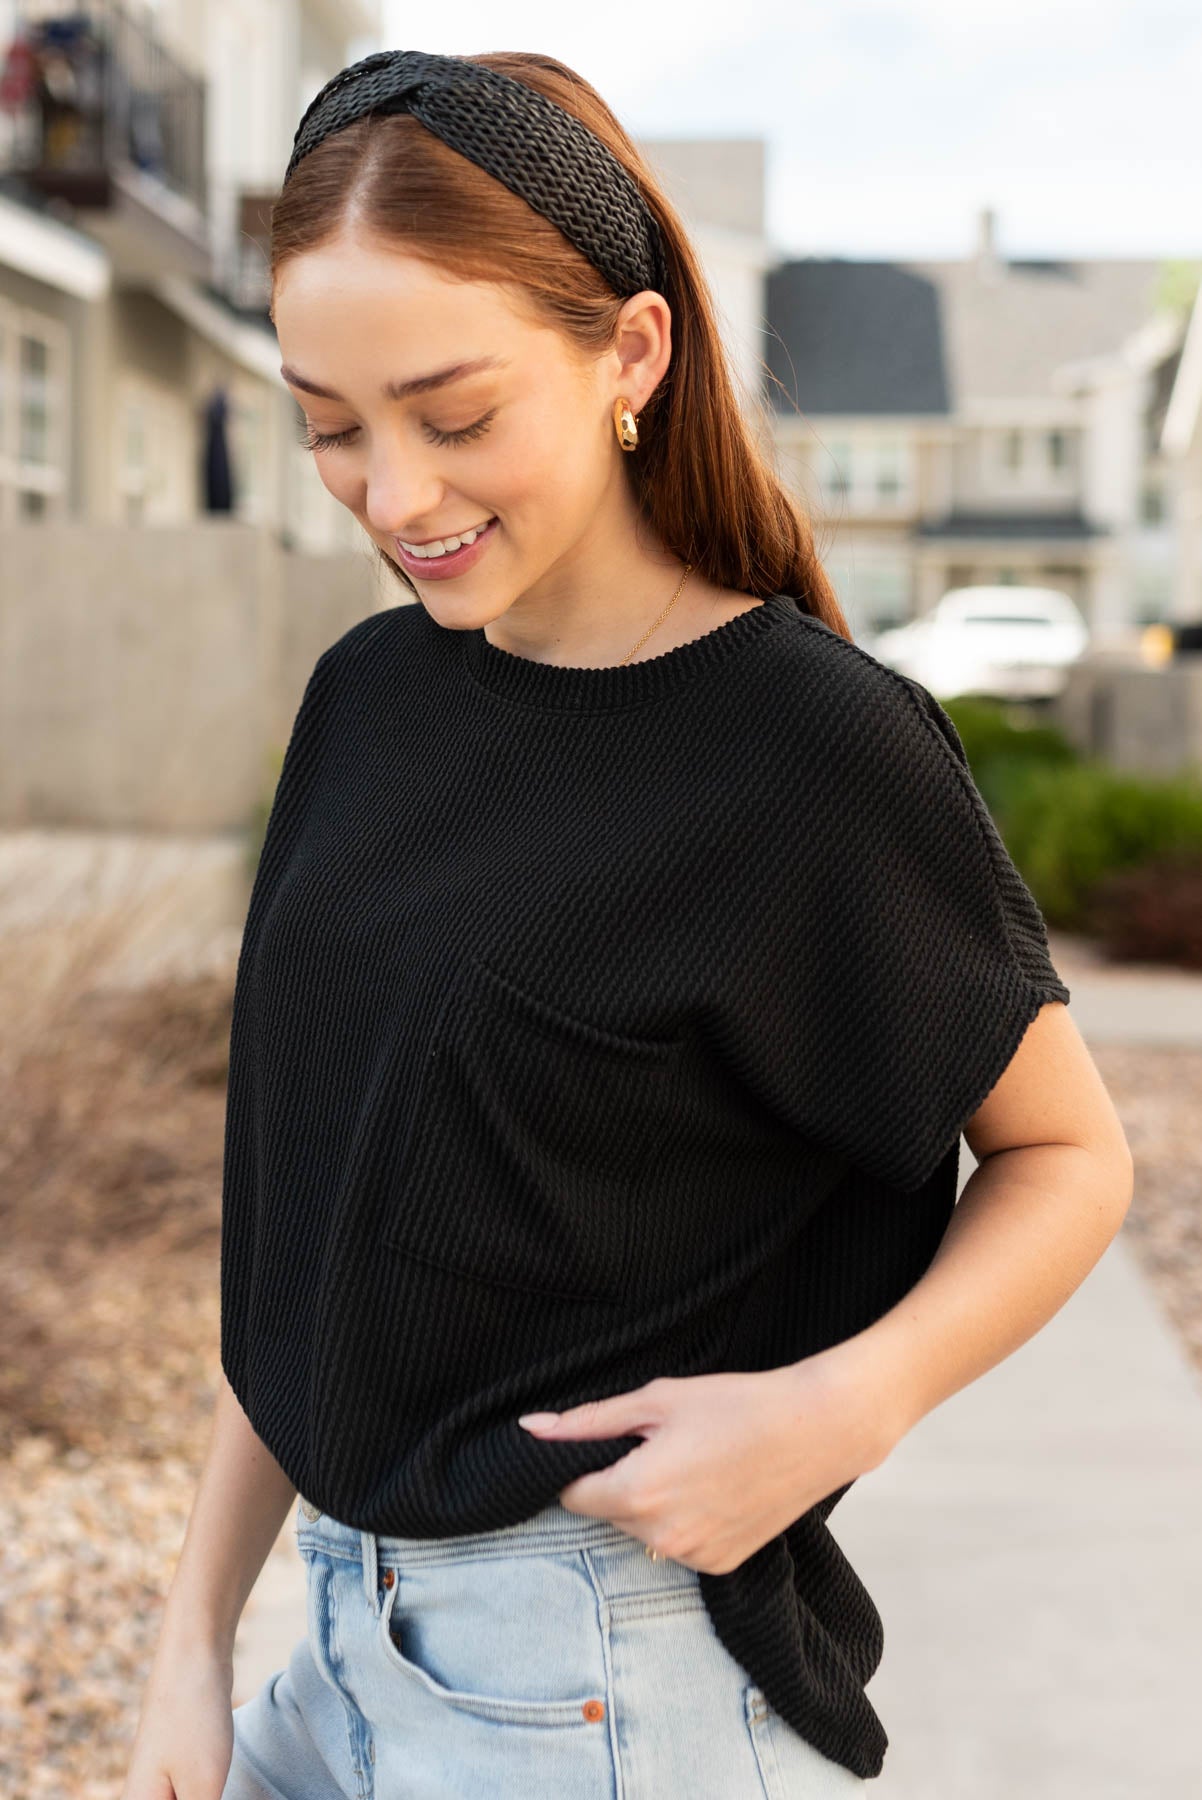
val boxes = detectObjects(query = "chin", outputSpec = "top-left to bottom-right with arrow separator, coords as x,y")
411,590 -> 514,630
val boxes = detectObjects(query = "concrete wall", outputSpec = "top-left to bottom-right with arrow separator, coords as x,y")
0,521 -> 390,830
1056,656 -> 1202,778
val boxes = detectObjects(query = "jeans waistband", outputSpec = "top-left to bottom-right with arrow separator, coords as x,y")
295,1495 -> 646,1605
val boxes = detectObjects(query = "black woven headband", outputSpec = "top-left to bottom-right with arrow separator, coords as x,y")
282,49 -> 668,302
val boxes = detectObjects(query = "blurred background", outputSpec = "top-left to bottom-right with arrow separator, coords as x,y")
0,3 -> 1199,1795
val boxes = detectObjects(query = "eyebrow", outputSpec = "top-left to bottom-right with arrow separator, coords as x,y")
278,355 -> 509,402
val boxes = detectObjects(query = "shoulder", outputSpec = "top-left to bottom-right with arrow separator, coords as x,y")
317,600 -> 422,675
766,601 -> 970,783
301,601 -> 430,712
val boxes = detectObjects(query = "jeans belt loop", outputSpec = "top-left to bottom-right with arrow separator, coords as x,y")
361,1527 -> 379,1608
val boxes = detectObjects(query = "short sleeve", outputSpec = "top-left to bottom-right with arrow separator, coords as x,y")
775,656 -> 1071,1194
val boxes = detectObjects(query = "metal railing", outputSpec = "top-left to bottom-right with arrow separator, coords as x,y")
3,0 -> 206,214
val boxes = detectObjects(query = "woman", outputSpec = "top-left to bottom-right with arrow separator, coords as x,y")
122,47 -> 1133,1800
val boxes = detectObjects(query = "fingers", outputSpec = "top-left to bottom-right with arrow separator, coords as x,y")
518,1382 -> 665,1440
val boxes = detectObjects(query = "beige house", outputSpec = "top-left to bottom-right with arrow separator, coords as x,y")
1162,279 -> 1202,625
611,150 -> 1193,648
762,209 -> 1190,643
0,0 -> 378,543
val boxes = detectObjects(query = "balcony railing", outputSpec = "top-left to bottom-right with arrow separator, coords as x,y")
2,0 -> 206,216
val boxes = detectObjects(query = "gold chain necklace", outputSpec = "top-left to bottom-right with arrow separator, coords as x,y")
617,563 -> 695,666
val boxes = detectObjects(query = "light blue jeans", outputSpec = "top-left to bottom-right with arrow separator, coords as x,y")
221,1495 -> 868,1798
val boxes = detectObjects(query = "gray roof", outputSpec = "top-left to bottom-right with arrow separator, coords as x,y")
765,255 -> 1165,415
914,509 -> 1108,540
764,262 -> 950,414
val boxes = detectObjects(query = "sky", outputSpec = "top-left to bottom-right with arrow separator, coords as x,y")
376,0 -> 1202,264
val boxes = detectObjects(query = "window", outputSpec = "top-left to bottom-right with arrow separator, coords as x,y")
858,557 -> 911,630
1133,568 -> 1171,622
828,440 -> 852,500
0,303 -> 69,521
990,426 -> 1075,489
875,442 -> 903,504
817,436 -> 912,512
116,374 -> 188,522
820,547 -> 912,635
20,334 -> 50,464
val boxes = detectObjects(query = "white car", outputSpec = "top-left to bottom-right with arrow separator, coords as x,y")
866,586 -> 1090,702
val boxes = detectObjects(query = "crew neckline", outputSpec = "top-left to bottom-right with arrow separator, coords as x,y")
459,591 -> 799,711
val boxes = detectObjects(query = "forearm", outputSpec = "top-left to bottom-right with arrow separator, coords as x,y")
155,1367 -> 298,1663
826,1141 -> 1134,1456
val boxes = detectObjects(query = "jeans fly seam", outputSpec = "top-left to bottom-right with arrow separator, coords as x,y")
744,1681 -> 784,1800
580,1547 -> 624,1800
326,1558 -> 371,1800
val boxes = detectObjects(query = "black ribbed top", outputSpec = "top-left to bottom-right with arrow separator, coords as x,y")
462,591 -> 792,710
219,593 -> 1070,1780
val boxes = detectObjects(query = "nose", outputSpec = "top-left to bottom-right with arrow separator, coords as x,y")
362,445 -> 446,540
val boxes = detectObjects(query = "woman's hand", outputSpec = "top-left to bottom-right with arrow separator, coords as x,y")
120,1637 -> 236,1800
517,1347 -> 898,1576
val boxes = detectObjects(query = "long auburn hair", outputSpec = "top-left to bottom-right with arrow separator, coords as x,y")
270,49 -> 850,639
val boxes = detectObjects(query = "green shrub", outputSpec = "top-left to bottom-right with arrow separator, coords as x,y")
940,696 -> 1078,776
997,760 -> 1202,927
937,698 -> 1079,820
933,698 -> 1202,949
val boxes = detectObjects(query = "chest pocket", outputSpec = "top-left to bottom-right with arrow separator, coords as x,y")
379,954 -> 684,1303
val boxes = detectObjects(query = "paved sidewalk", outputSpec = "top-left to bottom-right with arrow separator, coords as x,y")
232,938 -> 1202,1795
846,930 -> 1202,1795
840,1212 -> 1202,1796
1043,925 -> 1202,1047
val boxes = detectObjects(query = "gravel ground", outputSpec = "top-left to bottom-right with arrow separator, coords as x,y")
1,919 -> 1198,1799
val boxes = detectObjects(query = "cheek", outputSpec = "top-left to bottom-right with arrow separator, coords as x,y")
500,383 -> 601,503
506,429 -> 597,518
312,458 -> 358,510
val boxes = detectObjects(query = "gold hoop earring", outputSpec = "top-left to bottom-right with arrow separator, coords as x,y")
613,397 -> 638,452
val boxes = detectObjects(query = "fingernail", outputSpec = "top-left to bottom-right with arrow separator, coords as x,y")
517,1412 -> 560,1430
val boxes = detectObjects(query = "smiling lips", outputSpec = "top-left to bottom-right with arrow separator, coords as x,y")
397,517 -> 496,559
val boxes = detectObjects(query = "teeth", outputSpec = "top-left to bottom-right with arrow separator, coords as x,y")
400,519 -> 492,557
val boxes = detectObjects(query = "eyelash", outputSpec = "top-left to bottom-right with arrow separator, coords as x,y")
295,411 -> 497,453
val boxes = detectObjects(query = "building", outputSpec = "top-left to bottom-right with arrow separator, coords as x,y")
2,34 -> 1195,637
763,208 -> 1189,643
1161,277 -> 1202,625
0,0 -> 379,543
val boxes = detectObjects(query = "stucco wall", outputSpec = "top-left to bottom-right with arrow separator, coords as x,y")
0,520 -> 392,830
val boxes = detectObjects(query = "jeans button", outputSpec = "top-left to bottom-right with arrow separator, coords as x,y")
299,1497 -> 321,1521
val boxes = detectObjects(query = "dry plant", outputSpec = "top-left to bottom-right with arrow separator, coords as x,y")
0,871 -> 245,1793
0,875 -> 235,1460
